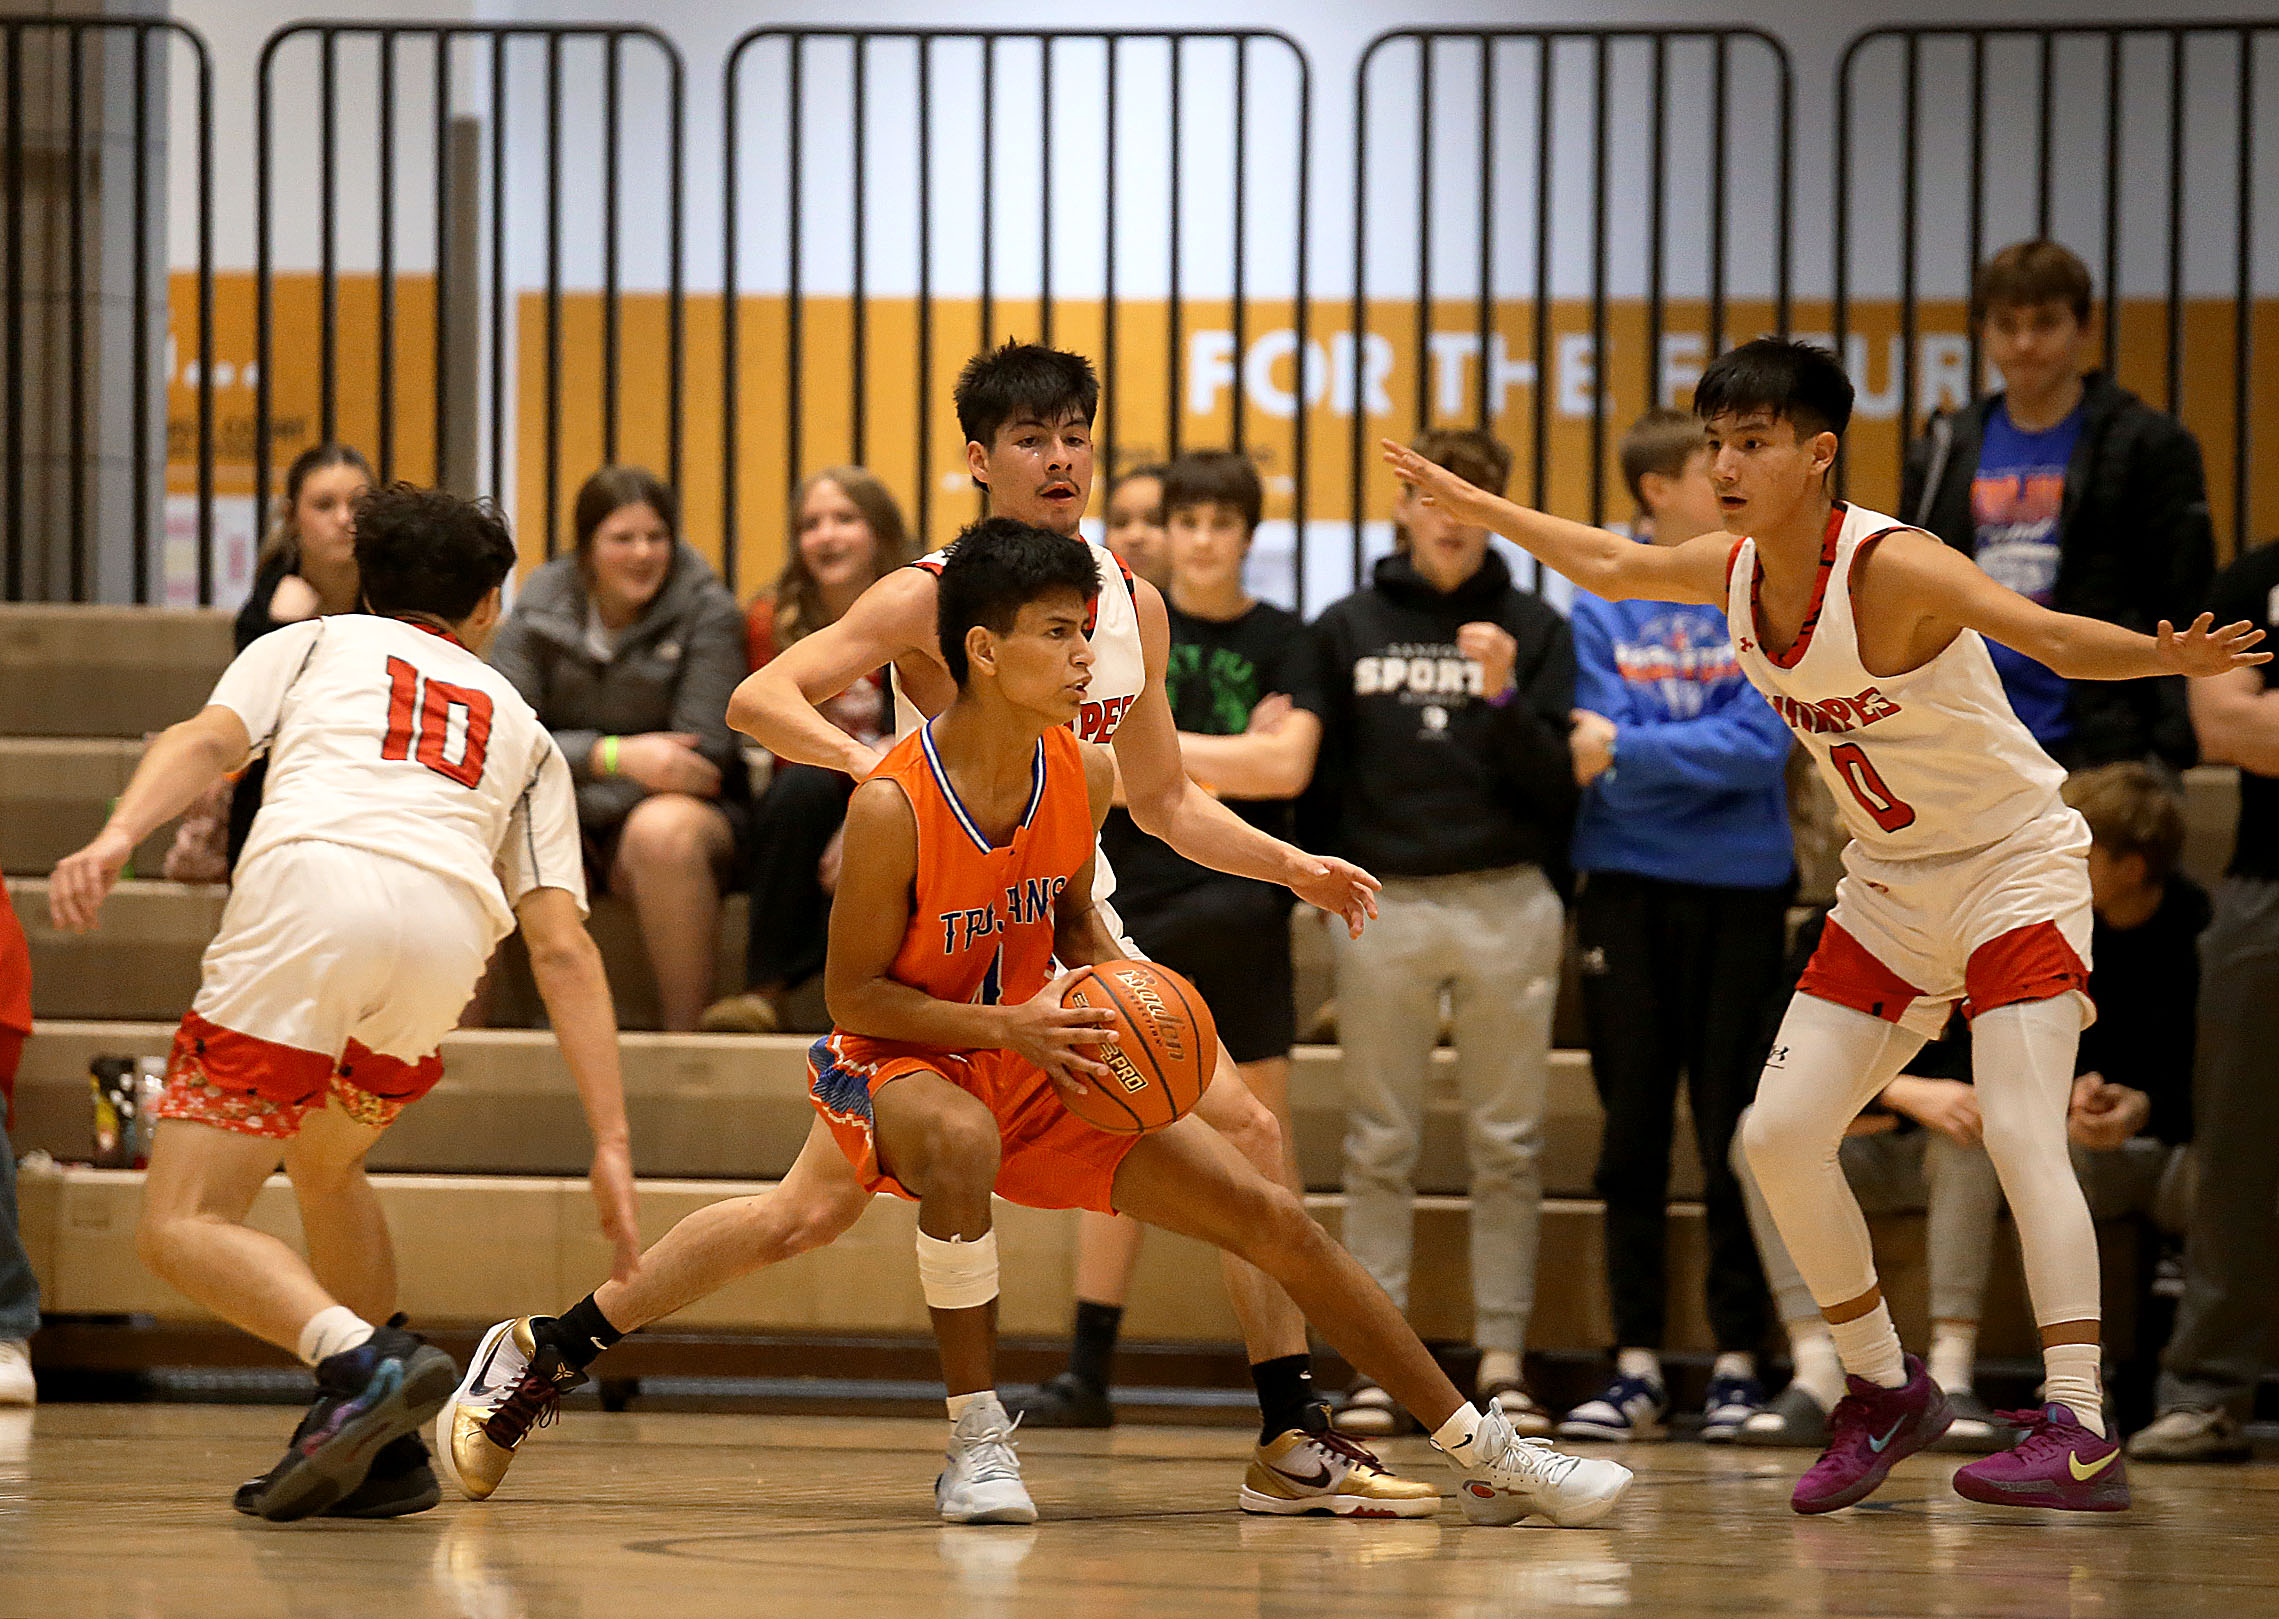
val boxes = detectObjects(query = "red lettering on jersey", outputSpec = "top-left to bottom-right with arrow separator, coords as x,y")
1076,693 -> 1134,742
1769,686 -> 1903,737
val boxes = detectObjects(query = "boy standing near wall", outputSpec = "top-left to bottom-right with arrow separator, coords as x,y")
1309,428 -> 1578,1436
1902,240 -> 2215,772
1558,410 -> 1793,1442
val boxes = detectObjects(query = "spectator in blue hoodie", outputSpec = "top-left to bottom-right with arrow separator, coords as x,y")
1554,409 -> 1795,1446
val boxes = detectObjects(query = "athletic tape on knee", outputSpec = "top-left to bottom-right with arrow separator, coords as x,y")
915,1227 -> 1000,1311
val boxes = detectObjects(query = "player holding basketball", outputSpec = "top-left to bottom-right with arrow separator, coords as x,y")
438,343 -> 1417,1517
787,516 -> 1629,1524
1385,337 -> 2264,1516
47,486 -> 641,1521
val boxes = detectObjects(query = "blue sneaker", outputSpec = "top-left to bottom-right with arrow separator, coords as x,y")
1701,1374 -> 1767,1442
1557,1373 -> 1668,1442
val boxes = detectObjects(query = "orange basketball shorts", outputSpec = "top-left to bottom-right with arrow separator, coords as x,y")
807,1031 -> 1140,1214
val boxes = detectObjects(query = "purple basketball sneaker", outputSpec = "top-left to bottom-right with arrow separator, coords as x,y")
1951,1404 -> 2130,1512
1791,1354 -> 1954,1514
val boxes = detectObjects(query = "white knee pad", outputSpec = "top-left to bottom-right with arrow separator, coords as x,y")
915,1227 -> 1000,1311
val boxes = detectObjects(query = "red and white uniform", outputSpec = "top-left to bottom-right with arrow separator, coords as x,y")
157,615 -> 584,1138
901,536 -> 1147,938
1727,502 -> 2092,1036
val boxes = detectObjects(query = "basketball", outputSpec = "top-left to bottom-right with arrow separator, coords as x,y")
1056,961 -> 1218,1134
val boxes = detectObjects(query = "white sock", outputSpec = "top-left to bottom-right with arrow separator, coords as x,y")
295,1305 -> 375,1369
1712,1351 -> 1755,1382
2043,1343 -> 2106,1436
1475,1349 -> 1520,1391
1786,1323 -> 1847,1410
1929,1322 -> 1978,1395
1615,1347 -> 1663,1386
946,1389 -> 995,1424
1826,1301 -> 1906,1389
1432,1401 -> 1485,1453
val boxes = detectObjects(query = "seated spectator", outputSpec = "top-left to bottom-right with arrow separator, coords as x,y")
490,465 -> 750,1031
2063,764 -> 2203,1227
166,442 -> 373,881
1902,239 -> 2215,771
1013,448 -> 1325,1425
701,468 -> 914,1033
1559,410 -> 1793,1445
1100,462 -> 1169,589
0,870 -> 34,1405
2132,531 -> 2279,1464
1310,428 -> 1578,1437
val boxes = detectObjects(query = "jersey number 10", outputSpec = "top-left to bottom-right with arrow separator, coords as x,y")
382,656 -> 494,788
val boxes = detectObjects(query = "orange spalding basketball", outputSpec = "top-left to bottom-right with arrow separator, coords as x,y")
1056,960 -> 1218,1135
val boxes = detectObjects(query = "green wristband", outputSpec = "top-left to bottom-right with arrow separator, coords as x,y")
601,735 -> 621,775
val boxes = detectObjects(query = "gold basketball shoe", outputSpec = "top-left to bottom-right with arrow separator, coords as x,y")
435,1317 -> 583,1501
1240,1426 -> 1443,1518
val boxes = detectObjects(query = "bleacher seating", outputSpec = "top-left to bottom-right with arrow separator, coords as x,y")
1,603 -> 2235,1375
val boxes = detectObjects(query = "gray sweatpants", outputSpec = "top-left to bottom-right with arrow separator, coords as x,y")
1332,863 -> 1562,1354
2159,875 -> 2279,1418
1738,1115 -> 2185,1329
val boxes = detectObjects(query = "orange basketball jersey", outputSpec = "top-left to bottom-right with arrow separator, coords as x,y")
871,718 -> 1097,1017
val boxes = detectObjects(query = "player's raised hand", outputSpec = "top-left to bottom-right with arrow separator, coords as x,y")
1380,439 -> 1496,525
1290,855 -> 1382,939
1009,969 -> 1119,1094
49,827 -> 137,933
2158,613 -> 2270,677
589,1136 -> 642,1284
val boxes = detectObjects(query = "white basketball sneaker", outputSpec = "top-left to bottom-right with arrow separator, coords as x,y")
0,1340 -> 32,1407
1435,1402 -> 1634,1527
936,1393 -> 1038,1525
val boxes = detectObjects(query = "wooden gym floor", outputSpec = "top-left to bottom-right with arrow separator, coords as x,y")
1,1405 -> 2273,1618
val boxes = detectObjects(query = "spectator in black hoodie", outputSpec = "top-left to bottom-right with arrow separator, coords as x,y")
1901,239 -> 2215,772
1311,428 -> 1577,1439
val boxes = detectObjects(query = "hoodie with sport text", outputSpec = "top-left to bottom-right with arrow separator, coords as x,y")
1304,548 -> 1577,880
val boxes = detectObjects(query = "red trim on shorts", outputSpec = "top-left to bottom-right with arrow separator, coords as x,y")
1797,918 -> 1926,1024
169,1010 -> 335,1106
1963,922 -> 2090,1019
1752,502 -> 1846,670
336,1040 -> 445,1103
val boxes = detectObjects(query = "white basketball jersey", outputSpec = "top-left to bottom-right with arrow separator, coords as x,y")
206,615 -> 587,936
895,536 -> 1149,920
1727,501 -> 2065,860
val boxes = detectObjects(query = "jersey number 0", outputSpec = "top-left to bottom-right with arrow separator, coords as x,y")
381,656 -> 494,788
1828,741 -> 1916,833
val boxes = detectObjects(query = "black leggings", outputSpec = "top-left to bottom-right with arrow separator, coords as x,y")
744,763 -> 852,990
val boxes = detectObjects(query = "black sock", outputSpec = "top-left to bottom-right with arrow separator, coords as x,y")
1066,1300 -> 1124,1392
1250,1354 -> 1323,1442
540,1294 -> 626,1374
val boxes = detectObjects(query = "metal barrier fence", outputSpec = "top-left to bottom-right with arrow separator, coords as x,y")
0,15 -> 211,605
254,21 -> 684,558
1351,27 -> 1793,584
720,26 -> 1311,597
1834,21 -> 2276,550
11,18 -> 2275,605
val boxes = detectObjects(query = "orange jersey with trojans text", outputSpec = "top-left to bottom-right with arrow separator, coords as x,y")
807,720 -> 1140,1213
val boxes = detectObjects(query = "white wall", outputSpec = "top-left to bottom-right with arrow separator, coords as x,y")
169,0 -> 2279,298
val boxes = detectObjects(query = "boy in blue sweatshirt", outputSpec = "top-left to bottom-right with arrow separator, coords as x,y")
1556,410 -> 1795,1444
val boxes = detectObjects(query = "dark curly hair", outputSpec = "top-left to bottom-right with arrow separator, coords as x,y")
936,517 -> 1099,686
354,483 -> 517,624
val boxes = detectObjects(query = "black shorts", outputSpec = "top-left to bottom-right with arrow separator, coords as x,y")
1120,877 -> 1295,1065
